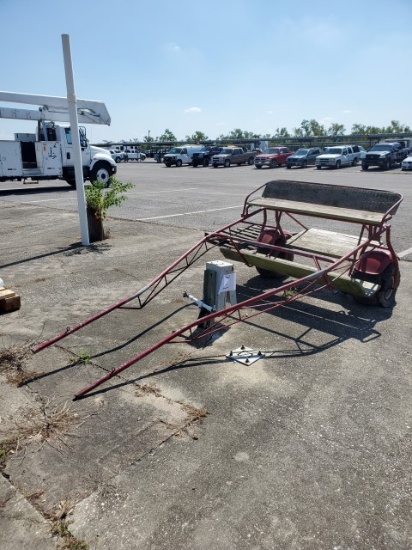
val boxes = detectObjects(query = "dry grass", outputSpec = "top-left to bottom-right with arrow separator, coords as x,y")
135,382 -> 162,398
0,345 -> 39,385
181,403 -> 208,422
47,500 -> 89,549
0,400 -> 79,471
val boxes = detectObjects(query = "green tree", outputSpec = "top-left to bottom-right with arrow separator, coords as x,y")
327,123 -> 346,136
143,134 -> 154,143
185,131 -> 209,143
273,127 -> 290,138
157,129 -> 177,142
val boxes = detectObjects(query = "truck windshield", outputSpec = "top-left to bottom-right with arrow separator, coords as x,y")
168,147 -> 182,154
65,127 -> 88,147
266,148 -> 280,154
370,144 -> 393,151
325,147 -> 342,154
294,149 -> 308,155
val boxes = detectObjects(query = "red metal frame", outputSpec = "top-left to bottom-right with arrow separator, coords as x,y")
32,181 -> 403,399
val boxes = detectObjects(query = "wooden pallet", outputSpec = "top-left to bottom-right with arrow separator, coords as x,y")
0,287 -> 21,313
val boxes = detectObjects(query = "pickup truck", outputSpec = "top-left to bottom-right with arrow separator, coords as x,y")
110,150 -> 126,163
315,145 -> 359,169
362,140 -> 409,170
192,146 -> 223,167
212,147 -> 256,168
254,147 -> 292,169
124,151 -> 146,162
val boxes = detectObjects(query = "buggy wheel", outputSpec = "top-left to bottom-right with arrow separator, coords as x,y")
355,264 -> 398,308
256,235 -> 294,280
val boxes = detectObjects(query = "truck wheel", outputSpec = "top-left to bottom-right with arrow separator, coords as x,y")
352,157 -> 358,166
213,164 -> 218,168
224,159 -> 231,168
286,164 -> 291,169
269,160 -> 277,169
335,161 -> 341,169
302,160 -> 307,168
192,161 -> 198,167
203,159 -> 210,167
176,160 -> 183,167
316,165 -> 322,170
362,164 -> 368,170
115,156 -> 121,163
90,162 -> 112,186
248,157 -> 254,165
256,165 -> 262,169
66,179 -> 76,188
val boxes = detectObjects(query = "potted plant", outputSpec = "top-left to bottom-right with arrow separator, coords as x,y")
84,177 -> 134,242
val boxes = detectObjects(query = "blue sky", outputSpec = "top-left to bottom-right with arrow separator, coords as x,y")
1,0 -> 411,144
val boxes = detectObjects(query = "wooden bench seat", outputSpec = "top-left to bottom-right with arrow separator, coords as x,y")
247,180 -> 402,226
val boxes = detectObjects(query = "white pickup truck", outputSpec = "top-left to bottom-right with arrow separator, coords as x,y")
315,145 -> 365,169
124,151 -> 146,162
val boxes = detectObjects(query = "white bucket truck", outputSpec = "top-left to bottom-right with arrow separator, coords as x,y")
0,92 -> 116,187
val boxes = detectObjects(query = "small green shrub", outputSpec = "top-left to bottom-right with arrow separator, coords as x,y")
85,177 -> 134,220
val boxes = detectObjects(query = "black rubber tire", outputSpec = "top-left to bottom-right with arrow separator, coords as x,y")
165,163 -> 171,167
362,164 -> 369,171
213,164 -> 218,168
316,165 -> 322,170
66,179 -> 76,188
203,159 -> 210,167
352,157 -> 358,166
286,165 -> 291,169
354,264 -> 398,308
90,162 -> 112,186
224,159 -> 230,168
248,157 -> 254,165
192,161 -> 198,168
336,160 -> 341,169
269,160 -> 276,169
256,236 -> 294,280
302,160 -> 307,168
256,165 -> 262,169
176,160 -> 183,167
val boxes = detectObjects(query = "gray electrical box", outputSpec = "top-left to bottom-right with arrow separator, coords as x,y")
203,260 -> 237,311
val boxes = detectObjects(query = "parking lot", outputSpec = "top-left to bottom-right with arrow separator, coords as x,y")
1,162 -> 412,549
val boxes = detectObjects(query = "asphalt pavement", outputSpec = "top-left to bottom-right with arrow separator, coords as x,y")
1,168 -> 412,549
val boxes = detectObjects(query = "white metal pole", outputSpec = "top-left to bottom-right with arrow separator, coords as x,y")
61,34 -> 90,246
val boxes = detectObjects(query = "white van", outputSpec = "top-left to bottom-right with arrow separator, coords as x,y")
163,145 -> 204,167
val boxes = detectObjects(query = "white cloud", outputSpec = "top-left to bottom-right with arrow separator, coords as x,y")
164,42 -> 181,54
342,110 -> 352,114
184,107 -> 201,114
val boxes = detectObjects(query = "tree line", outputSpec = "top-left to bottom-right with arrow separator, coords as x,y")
114,120 -> 411,144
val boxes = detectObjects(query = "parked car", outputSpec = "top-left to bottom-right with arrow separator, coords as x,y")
316,145 -> 360,169
254,146 -> 292,169
192,146 -> 223,167
401,154 -> 412,171
362,141 -> 409,170
286,147 -> 322,169
163,145 -> 204,167
212,147 -> 256,168
109,150 -> 125,163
